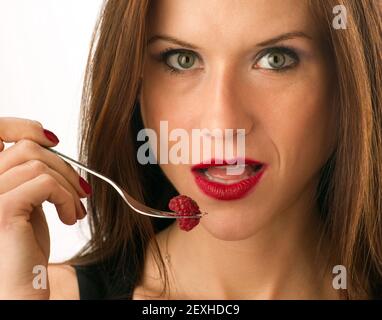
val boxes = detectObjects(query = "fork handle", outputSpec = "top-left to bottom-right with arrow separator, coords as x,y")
44,147 -> 109,184
45,146 -> 134,205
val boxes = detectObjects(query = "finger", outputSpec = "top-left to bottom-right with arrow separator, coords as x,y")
0,139 -> 92,199
0,160 -> 86,219
0,174 -> 78,226
0,117 -> 59,147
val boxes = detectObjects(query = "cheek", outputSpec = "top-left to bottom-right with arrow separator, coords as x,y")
139,73 -> 197,172
140,72 -> 196,132
259,77 -> 335,180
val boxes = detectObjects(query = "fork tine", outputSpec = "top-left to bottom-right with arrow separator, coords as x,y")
121,191 -> 205,219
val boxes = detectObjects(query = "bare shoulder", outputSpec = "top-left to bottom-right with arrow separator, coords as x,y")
132,284 -> 168,300
48,264 -> 80,300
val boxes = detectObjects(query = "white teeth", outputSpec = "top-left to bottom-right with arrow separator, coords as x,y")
199,163 -> 263,184
211,164 -> 246,170
225,165 -> 247,175
208,164 -> 248,176
204,171 -> 248,185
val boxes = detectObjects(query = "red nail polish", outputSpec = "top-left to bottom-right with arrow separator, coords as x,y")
79,177 -> 92,195
43,129 -> 60,144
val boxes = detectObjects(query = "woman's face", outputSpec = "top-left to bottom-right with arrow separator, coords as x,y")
139,0 -> 336,240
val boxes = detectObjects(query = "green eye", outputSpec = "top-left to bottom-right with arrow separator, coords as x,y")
164,50 -> 199,71
158,48 -> 202,75
255,48 -> 299,71
267,52 -> 286,68
176,52 -> 195,69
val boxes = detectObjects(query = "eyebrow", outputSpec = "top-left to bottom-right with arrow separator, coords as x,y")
256,31 -> 313,47
147,31 -> 313,49
147,34 -> 200,49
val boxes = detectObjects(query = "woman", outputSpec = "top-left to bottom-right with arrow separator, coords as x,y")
0,0 -> 381,300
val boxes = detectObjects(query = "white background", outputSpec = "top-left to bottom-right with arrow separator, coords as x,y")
0,0 -> 104,262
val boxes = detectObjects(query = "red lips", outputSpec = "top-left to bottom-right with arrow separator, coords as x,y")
191,158 -> 267,200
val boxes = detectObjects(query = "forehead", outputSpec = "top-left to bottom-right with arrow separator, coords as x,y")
147,0 -> 317,47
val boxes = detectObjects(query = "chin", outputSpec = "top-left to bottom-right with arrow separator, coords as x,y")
199,210 -> 265,241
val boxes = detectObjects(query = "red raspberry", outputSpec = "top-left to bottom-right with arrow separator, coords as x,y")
168,195 -> 201,231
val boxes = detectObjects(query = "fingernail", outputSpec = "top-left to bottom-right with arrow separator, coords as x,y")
80,202 -> 87,217
43,129 -> 60,144
79,177 -> 92,195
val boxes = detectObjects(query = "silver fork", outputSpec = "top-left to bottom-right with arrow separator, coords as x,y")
46,148 -> 207,219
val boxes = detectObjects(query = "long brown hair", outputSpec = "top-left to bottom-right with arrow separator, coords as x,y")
69,0 -> 382,299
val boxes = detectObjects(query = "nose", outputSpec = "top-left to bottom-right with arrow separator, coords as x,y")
198,65 -> 254,138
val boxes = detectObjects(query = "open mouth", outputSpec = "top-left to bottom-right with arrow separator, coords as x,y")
191,159 -> 267,200
195,163 -> 264,185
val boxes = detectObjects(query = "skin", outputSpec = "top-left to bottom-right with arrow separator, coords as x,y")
135,0 -> 339,299
0,118 -> 85,299
0,0 -> 339,299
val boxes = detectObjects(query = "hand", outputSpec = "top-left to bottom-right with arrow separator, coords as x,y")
0,117 -> 91,299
